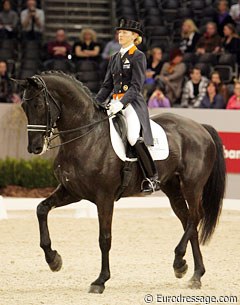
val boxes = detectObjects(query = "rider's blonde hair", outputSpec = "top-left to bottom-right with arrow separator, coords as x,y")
134,34 -> 142,46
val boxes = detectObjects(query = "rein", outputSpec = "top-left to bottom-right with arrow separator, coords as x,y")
24,76 -> 111,150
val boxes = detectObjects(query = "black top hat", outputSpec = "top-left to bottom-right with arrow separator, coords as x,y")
115,18 -> 143,36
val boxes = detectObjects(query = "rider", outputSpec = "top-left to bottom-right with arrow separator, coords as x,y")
95,18 -> 160,193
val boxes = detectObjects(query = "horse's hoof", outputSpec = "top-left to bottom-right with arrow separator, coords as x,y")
188,279 -> 202,289
88,284 -> 105,294
174,263 -> 188,279
48,252 -> 62,272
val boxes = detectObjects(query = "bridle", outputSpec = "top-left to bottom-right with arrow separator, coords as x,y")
23,76 -> 111,150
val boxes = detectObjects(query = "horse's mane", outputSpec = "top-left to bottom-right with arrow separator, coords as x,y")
40,70 -> 100,108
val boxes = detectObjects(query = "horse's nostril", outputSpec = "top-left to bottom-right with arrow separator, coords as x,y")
34,147 -> 43,154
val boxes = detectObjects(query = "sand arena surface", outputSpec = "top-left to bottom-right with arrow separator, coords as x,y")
1,207 -> 240,305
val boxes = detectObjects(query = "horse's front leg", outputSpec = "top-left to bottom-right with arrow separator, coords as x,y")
89,200 -> 114,294
37,184 -> 78,271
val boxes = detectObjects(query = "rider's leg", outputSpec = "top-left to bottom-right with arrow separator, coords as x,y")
123,104 -> 160,193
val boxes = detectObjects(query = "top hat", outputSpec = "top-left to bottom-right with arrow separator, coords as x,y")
116,18 -> 143,36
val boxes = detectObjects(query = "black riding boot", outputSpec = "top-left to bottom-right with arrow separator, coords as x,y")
134,138 -> 160,193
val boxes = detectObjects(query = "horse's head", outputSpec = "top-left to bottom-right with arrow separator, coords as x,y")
14,76 -> 60,154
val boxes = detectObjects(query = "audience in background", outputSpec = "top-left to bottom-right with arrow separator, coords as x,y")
0,61 -> 14,103
213,0 -> 235,37
229,0 -> 240,33
21,0 -> 45,40
196,22 -> 222,54
100,31 -> 120,77
226,80 -> 240,109
158,49 -> 186,105
46,29 -> 71,60
210,71 -> 229,106
146,47 -> 164,80
181,67 -> 209,108
222,23 -> 240,63
147,79 -> 170,108
179,19 -> 200,53
0,0 -> 18,39
200,81 -> 225,109
72,28 -> 101,62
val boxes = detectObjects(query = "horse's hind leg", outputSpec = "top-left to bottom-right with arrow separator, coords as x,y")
37,184 -> 78,271
162,177 -> 190,279
89,199 -> 114,294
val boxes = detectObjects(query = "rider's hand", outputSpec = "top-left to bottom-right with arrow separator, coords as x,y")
109,100 -> 124,115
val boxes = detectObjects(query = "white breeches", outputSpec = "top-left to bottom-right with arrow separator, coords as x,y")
122,104 -> 141,146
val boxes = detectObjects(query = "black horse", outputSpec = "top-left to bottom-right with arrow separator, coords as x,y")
16,71 -> 225,293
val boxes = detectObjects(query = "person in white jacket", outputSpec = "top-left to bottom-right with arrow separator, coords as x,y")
181,67 -> 209,108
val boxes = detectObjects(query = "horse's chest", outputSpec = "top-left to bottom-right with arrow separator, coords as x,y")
55,163 -> 81,190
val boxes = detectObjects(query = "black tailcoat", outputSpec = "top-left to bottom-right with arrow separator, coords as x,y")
96,46 -> 153,146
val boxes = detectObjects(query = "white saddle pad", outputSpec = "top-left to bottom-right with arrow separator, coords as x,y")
108,114 -> 169,162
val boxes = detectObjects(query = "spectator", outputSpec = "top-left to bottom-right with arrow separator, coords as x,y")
0,0 -> 18,39
21,0 -> 45,40
222,23 -> 240,63
200,81 -> 225,109
146,47 -> 164,81
72,28 -> 101,62
179,19 -> 200,53
213,0 -> 235,37
0,61 -> 16,103
210,71 -> 229,105
100,31 -> 120,77
196,22 -> 222,54
229,0 -> 240,33
46,29 -> 71,60
101,31 -> 120,61
148,79 -> 170,108
226,80 -> 240,109
158,49 -> 186,105
181,67 -> 208,108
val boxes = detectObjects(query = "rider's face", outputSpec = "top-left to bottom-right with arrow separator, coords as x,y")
118,30 -> 136,48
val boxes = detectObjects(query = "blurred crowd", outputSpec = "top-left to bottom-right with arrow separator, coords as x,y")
0,0 -> 240,110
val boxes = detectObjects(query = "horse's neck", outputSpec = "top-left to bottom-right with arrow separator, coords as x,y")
50,77 -> 98,131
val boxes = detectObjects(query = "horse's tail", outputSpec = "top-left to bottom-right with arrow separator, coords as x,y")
199,124 -> 226,245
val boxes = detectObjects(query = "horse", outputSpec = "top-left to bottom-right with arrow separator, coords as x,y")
16,71 -> 226,293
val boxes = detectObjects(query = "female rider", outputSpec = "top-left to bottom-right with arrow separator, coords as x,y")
96,19 -> 160,193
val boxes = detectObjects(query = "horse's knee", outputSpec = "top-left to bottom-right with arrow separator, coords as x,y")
37,202 -> 51,218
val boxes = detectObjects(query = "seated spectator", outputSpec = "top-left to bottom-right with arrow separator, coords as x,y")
200,81 -> 225,109
181,67 -> 208,108
21,0 -> 45,40
148,79 -> 171,108
0,0 -> 18,39
196,22 -> 222,54
213,0 -> 235,37
226,80 -> 240,109
100,31 -> 120,77
101,31 -> 120,61
158,49 -> 186,105
222,23 -> 240,63
46,29 -> 71,60
0,60 -> 19,103
179,19 -> 200,53
72,28 -> 101,62
229,0 -> 240,33
146,47 -> 164,81
210,71 -> 229,105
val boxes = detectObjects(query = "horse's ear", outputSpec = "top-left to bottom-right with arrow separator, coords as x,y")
10,78 -> 28,88
27,77 -> 43,89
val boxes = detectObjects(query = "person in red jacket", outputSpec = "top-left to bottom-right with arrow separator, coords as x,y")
226,80 -> 240,109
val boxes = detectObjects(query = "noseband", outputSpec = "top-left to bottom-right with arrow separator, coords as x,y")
24,75 -> 111,150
